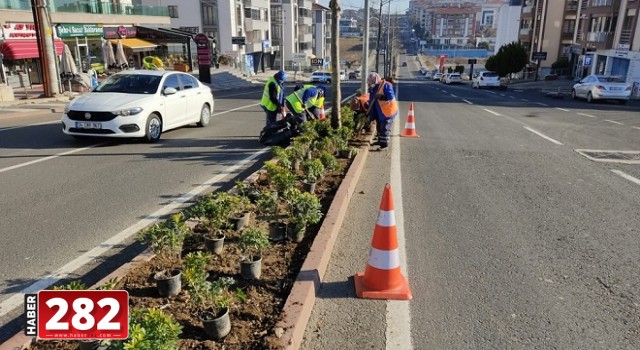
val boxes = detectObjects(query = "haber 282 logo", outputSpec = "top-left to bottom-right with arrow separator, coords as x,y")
25,290 -> 129,340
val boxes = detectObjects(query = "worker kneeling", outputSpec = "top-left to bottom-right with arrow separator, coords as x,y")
285,84 -> 321,123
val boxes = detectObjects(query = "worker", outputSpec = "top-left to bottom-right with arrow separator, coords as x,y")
365,72 -> 398,150
260,70 -> 286,128
285,84 -> 319,124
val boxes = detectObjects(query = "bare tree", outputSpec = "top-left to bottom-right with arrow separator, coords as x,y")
330,0 -> 341,129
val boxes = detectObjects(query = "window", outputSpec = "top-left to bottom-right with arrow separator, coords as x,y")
168,5 -> 178,18
163,74 -> 181,91
179,74 -> 199,89
202,5 -> 216,25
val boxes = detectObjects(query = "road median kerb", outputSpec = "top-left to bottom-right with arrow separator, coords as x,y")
1,105 -> 373,350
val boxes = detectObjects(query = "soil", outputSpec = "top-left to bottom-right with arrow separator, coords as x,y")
26,134 -> 369,350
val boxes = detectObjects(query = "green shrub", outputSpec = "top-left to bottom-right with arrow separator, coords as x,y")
137,213 -> 188,260
106,308 -> 182,350
319,151 -> 341,172
302,158 -> 325,183
239,227 -> 270,256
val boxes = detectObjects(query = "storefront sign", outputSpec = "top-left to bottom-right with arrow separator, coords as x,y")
194,33 -> 211,84
56,24 -> 104,38
2,23 -> 38,40
103,26 -> 136,39
231,37 -> 245,45
179,27 -> 198,34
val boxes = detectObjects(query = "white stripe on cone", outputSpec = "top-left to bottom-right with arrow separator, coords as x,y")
368,247 -> 401,270
404,122 -> 416,129
377,209 -> 396,227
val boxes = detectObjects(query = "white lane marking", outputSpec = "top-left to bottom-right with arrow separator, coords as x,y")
486,91 -> 496,94
0,148 -> 269,318
0,144 -> 107,174
577,112 -> 597,118
450,94 -> 458,98
509,96 -> 516,99
521,98 -> 529,102
483,108 -> 501,116
604,119 -> 623,125
0,104 -> 261,174
556,107 -> 570,112
524,126 -> 564,145
0,120 -> 59,132
388,108 -> 413,350
536,102 -> 549,107
611,170 -> 640,186
463,99 -> 473,105
500,94 -> 506,97
633,126 -> 640,131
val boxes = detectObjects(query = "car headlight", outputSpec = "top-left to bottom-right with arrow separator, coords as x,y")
64,104 -> 71,114
113,107 -> 143,116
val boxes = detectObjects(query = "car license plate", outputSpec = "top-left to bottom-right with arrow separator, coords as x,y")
610,87 -> 621,91
75,122 -> 102,129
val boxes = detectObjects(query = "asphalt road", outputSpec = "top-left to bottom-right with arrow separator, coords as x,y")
303,54 -> 640,350
0,82 -> 358,342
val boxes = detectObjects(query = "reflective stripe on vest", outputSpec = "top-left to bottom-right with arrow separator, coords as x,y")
373,81 -> 399,119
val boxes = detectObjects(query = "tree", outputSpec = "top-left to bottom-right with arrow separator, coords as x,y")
487,41 -> 528,77
477,41 -> 490,50
330,0 -> 341,129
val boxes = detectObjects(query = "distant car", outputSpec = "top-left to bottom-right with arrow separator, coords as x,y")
311,71 -> 332,83
61,70 -> 214,143
572,75 -> 632,103
419,67 -> 427,75
440,73 -> 449,83
432,73 -> 443,81
402,62 -> 407,67
339,70 -> 347,81
424,72 -> 433,79
472,71 -> 500,89
445,73 -> 462,84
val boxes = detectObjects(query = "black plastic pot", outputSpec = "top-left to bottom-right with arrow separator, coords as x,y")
268,221 -> 287,242
201,307 -> 231,340
240,255 -> 262,280
204,233 -> 225,255
154,269 -> 182,297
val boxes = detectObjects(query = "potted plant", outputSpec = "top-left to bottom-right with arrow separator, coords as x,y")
234,179 -> 261,203
189,192 -> 237,254
136,213 -> 189,297
106,307 -> 182,349
285,189 -> 323,242
228,194 -> 252,231
182,254 -> 239,341
318,151 -> 342,173
272,145 -> 293,170
239,227 -> 270,280
267,162 -> 297,194
287,143 -> 307,171
301,158 -> 325,193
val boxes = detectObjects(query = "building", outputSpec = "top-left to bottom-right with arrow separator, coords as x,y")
272,0 -> 313,70
431,6 -> 479,47
495,0 -> 523,52
340,17 -> 360,37
312,2 -> 331,67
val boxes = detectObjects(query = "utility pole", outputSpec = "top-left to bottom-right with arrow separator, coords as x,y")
361,0 -> 370,92
329,0 -> 341,129
375,0 -> 384,73
31,0 -> 59,97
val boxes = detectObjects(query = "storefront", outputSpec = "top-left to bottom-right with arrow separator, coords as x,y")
102,26 -> 157,69
134,26 -> 195,71
55,24 -> 106,73
0,22 -> 64,86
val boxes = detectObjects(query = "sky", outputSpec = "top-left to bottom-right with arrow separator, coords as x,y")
317,0 -> 411,14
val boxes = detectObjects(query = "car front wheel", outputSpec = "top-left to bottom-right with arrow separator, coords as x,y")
144,113 -> 162,143
197,104 -> 211,127
571,89 -> 577,99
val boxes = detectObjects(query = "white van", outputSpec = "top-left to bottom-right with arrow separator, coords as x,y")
311,71 -> 332,83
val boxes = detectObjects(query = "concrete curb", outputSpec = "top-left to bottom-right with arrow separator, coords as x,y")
274,132 -> 374,349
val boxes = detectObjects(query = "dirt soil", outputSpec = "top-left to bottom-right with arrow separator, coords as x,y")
26,132 -> 371,350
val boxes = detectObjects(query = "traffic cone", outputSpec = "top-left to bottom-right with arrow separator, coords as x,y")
354,184 -> 412,300
318,103 -> 326,120
400,103 -> 420,138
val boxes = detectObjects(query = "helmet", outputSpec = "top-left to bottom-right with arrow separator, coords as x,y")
274,70 -> 286,83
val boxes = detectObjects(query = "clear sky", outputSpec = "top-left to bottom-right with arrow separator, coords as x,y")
317,0 -> 411,14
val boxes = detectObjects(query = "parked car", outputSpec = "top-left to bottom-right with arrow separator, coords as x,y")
432,72 -> 443,81
440,73 -> 449,83
424,72 -> 433,80
571,75 -> 632,103
61,70 -> 214,143
349,71 -> 361,80
419,67 -> 428,75
311,71 -> 332,83
339,70 -> 347,81
445,73 -> 462,84
472,71 -> 501,89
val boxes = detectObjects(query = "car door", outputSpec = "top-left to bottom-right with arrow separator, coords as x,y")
178,73 -> 204,123
577,76 -> 593,97
160,73 -> 187,130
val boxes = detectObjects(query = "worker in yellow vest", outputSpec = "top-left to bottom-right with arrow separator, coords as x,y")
309,86 -> 326,120
260,70 -> 286,128
284,84 -> 319,123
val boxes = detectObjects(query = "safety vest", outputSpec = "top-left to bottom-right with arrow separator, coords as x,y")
371,80 -> 398,119
260,77 -> 282,112
286,86 -> 318,114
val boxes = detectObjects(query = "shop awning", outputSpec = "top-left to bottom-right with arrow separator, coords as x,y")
0,40 -> 64,60
109,38 -> 157,52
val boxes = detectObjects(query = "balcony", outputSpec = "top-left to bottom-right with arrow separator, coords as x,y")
519,28 -> 531,36
587,31 -> 610,42
619,29 -> 632,45
0,1 -> 169,16
522,6 -> 532,14
566,1 -> 579,12
590,0 -> 612,6
244,18 -> 270,32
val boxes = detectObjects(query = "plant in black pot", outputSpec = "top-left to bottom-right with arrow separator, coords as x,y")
228,194 -> 253,231
285,188 -> 323,243
318,150 -> 343,173
239,227 -> 270,280
287,142 -> 307,171
234,179 -> 261,204
189,192 -> 238,254
266,161 -> 297,194
104,307 -> 182,350
271,145 -> 293,171
301,158 -> 325,193
136,213 -> 189,297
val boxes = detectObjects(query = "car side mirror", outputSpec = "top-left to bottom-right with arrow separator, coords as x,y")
163,87 -> 178,95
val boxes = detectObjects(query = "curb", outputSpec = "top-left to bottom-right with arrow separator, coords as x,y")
274,131 -> 374,349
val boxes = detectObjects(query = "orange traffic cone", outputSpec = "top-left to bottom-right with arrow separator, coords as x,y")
318,103 -> 326,120
354,184 -> 412,300
400,102 -> 420,138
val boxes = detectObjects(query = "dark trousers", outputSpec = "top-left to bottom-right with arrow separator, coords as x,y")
376,117 -> 393,146
265,109 -> 278,128
285,100 -> 307,124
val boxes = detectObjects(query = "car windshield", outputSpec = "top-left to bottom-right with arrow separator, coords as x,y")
483,72 -> 498,77
598,76 -> 625,83
95,74 -> 162,94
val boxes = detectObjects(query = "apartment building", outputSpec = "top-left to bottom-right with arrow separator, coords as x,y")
495,0 -> 523,52
271,0 -> 313,70
312,2 -> 331,67
431,6 -> 478,46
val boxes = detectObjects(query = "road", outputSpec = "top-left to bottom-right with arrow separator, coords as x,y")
0,82 -> 358,342
302,54 -> 640,350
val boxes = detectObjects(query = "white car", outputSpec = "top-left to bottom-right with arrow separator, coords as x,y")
445,73 -> 462,84
61,70 -> 214,143
571,75 -> 632,103
432,73 -> 443,81
472,71 -> 500,89
339,70 -> 347,81
311,71 -> 332,83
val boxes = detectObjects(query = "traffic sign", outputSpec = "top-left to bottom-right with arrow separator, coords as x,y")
310,58 -> 324,66
532,51 -> 547,60
468,59 -> 477,65
231,36 -> 245,45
